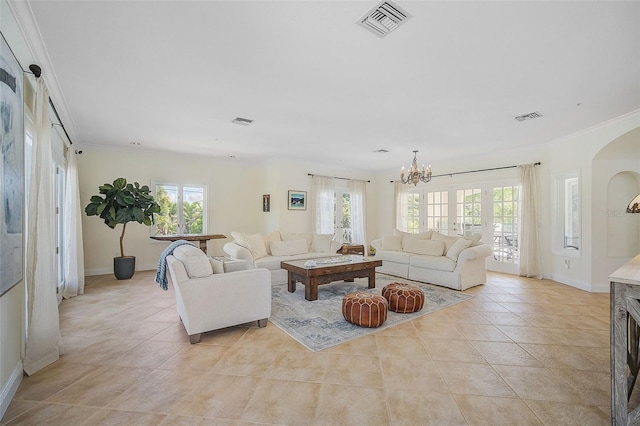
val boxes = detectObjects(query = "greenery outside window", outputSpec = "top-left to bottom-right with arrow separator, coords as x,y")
152,183 -> 206,235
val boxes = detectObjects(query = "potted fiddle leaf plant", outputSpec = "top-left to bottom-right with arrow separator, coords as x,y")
85,178 -> 161,279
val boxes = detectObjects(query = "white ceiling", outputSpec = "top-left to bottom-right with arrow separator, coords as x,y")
23,1 -> 640,171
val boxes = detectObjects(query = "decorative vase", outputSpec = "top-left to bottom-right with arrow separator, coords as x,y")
114,256 -> 135,280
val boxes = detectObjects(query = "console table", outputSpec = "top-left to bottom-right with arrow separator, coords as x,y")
611,253 -> 640,425
149,234 -> 226,254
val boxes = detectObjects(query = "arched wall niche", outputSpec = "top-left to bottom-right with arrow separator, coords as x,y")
607,171 -> 640,257
592,126 -> 640,260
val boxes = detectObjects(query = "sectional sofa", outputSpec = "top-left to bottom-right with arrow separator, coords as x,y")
223,230 -> 341,285
370,231 -> 493,291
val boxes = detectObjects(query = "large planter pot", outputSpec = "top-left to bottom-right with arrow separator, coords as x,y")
114,256 -> 135,280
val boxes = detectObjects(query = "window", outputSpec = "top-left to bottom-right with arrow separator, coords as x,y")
456,188 -> 482,235
405,191 -> 421,233
313,177 -> 367,246
564,177 -> 580,249
153,183 -> 206,235
492,186 -> 519,264
426,191 -> 448,234
553,171 -> 581,256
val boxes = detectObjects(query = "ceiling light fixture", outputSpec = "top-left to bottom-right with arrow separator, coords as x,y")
401,150 -> 431,186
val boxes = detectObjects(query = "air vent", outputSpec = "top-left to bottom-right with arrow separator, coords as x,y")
515,111 -> 543,122
357,1 -> 411,38
232,117 -> 253,126
374,149 -> 389,153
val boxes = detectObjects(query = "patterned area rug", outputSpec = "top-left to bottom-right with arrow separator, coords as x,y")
270,273 -> 473,352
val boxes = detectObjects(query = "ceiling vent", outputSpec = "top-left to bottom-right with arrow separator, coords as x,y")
515,111 -> 543,122
232,117 -> 253,126
357,1 -> 411,38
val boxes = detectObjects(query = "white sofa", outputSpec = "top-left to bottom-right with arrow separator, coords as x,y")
166,244 -> 271,343
223,230 -> 341,285
371,230 -> 493,291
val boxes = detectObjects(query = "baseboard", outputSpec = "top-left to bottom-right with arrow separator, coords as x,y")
0,362 -> 23,420
548,273 -> 595,292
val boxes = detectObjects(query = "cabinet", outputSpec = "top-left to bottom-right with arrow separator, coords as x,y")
611,254 -> 640,425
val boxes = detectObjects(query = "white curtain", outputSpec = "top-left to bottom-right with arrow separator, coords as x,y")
394,181 -> 410,231
24,78 -> 62,375
62,149 -> 85,298
518,164 -> 543,279
311,176 -> 336,235
349,180 -> 367,251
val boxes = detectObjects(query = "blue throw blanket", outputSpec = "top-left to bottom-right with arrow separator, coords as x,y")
155,240 -> 195,290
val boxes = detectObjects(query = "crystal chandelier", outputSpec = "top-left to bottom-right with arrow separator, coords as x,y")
401,150 -> 432,186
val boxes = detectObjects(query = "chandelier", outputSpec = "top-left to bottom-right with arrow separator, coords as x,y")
401,150 -> 432,186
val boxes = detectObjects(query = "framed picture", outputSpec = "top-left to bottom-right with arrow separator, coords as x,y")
0,33 -> 24,296
288,190 -> 306,210
262,194 -> 270,212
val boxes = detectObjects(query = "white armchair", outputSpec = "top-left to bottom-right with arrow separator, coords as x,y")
166,250 -> 271,343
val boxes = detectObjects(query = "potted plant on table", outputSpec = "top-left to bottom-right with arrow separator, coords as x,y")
85,178 -> 160,279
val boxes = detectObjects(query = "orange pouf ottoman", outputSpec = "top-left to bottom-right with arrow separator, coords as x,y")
382,283 -> 425,313
342,292 -> 388,328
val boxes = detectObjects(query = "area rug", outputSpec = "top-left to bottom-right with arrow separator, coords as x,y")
269,274 -> 473,351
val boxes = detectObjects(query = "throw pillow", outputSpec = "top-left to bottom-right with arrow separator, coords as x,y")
245,233 -> 268,259
431,232 -> 461,252
311,234 -> 334,253
381,235 -> 403,251
231,231 -> 268,259
173,244 -> 213,278
446,238 -> 473,261
394,229 -> 433,249
464,233 -> 483,247
231,231 -> 249,247
270,238 -> 309,256
262,230 -> 281,255
404,238 -> 445,256
281,232 -> 313,249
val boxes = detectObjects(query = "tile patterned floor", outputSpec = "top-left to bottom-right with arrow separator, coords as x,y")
2,271 -> 612,425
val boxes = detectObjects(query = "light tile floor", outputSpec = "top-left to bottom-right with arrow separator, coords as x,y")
2,271 -> 612,425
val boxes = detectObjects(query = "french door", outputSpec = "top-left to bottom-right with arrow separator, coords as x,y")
400,181 -> 520,274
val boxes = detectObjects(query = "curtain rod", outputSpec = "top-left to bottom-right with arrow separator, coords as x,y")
389,162 -> 541,183
308,173 -> 370,183
49,98 -> 73,145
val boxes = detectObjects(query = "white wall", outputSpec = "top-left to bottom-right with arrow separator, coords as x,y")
550,111 -> 640,292
592,126 -> 640,291
78,149 -> 376,275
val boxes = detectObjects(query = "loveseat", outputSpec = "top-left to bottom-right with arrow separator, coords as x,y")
370,230 -> 493,291
166,244 -> 271,343
223,230 -> 342,285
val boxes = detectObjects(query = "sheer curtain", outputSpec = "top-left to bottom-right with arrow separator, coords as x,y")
349,180 -> 367,250
311,176 -> 336,235
62,148 -> 85,298
24,78 -> 62,375
394,181 -> 410,231
518,164 -> 543,279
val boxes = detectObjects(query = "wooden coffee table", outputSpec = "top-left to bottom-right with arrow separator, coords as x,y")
281,257 -> 383,301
